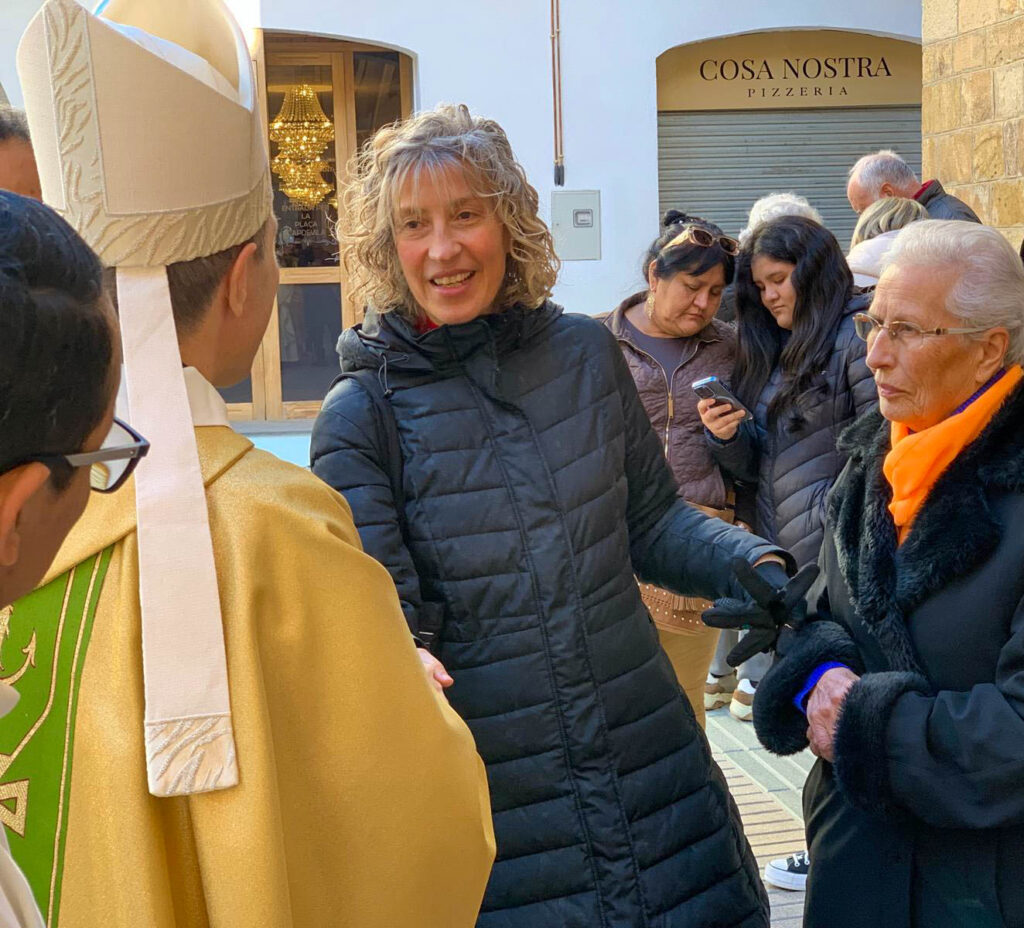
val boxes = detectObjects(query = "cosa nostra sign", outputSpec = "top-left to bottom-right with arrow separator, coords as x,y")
699,56 -> 893,99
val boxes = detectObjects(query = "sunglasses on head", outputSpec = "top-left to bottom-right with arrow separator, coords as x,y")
9,417 -> 149,494
663,226 -> 740,257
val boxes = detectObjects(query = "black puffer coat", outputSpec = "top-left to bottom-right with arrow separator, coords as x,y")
755,384 -> 1024,927
708,296 -> 876,567
311,303 -> 785,928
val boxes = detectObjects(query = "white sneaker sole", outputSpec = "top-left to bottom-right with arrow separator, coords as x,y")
763,862 -> 807,891
729,699 -> 753,721
704,693 -> 731,710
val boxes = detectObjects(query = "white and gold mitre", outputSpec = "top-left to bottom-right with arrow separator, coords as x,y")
18,0 -> 270,266
18,0 -> 272,798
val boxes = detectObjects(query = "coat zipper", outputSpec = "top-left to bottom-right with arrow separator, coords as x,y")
665,391 -> 674,454
615,334 -> 698,460
664,346 -> 698,455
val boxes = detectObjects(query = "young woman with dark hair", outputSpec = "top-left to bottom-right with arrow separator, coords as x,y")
0,191 -> 144,927
702,215 -> 877,566
603,209 -> 741,727
699,214 -> 877,891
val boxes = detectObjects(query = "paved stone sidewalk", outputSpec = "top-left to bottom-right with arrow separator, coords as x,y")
708,707 -> 815,928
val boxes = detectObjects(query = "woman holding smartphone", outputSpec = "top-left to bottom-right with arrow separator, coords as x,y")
604,211 -> 742,727
700,215 -> 876,567
698,215 -> 876,890
700,215 -> 876,709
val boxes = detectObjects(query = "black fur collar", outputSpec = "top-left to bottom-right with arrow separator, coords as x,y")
829,380 -> 1024,672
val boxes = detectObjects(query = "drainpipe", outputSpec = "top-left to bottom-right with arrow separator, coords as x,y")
551,0 -> 564,186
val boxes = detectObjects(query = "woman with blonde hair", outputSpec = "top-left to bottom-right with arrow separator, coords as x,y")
847,196 -> 928,288
311,103 -> 800,928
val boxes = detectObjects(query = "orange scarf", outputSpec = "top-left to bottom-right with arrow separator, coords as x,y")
883,365 -> 1023,543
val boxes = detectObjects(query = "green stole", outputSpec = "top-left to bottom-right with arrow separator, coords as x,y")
0,549 -> 112,922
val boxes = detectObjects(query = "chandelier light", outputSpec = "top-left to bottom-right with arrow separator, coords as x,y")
269,83 -> 335,209
279,161 -> 334,211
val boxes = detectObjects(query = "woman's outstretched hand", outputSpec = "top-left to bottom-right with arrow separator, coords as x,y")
698,397 -> 746,441
702,559 -> 819,667
417,648 -> 454,692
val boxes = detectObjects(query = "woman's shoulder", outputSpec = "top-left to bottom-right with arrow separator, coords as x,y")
704,317 -> 738,346
313,372 -> 383,449
553,310 -> 622,351
832,292 -> 871,353
319,371 -> 377,415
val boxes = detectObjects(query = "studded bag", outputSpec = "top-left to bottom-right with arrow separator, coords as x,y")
639,502 -> 737,634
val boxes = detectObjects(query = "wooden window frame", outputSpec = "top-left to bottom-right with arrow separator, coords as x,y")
227,32 -> 412,422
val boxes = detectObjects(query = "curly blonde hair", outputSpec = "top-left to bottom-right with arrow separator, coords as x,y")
338,103 -> 559,318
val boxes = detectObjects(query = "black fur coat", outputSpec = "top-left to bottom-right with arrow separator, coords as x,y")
754,380 -> 1024,928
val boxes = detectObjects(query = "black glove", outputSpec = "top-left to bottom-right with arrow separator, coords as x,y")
702,558 -> 819,667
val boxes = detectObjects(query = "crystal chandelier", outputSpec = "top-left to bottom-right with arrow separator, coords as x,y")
269,84 -> 335,210
278,160 -> 334,211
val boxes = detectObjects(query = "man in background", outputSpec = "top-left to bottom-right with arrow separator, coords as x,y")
847,148 -> 980,222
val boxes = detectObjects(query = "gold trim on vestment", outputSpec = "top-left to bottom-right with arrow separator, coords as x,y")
48,555 -> 102,925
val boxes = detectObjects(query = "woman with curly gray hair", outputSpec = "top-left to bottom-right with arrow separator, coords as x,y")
311,103 -> 797,928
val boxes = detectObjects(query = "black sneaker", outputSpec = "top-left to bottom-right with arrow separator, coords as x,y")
764,850 -> 809,891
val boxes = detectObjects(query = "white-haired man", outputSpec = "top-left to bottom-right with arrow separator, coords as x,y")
847,149 -> 980,222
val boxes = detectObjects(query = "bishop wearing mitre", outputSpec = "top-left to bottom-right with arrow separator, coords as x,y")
2,1 -> 495,925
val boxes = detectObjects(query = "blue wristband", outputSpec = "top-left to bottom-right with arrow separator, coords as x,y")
794,662 -> 848,714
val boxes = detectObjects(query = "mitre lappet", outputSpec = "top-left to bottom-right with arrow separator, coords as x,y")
18,0 -> 272,797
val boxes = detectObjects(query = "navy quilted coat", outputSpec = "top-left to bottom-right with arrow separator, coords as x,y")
311,303 -> 784,928
708,297 -> 877,568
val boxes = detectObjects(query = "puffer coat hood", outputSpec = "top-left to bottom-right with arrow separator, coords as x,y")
313,303 -> 781,928
846,229 -> 901,288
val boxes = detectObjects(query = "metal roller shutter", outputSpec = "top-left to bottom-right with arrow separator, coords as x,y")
657,106 -> 922,249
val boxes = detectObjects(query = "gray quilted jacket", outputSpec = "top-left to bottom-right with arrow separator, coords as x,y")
708,296 -> 877,567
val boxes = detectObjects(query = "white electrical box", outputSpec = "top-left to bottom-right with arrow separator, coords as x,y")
551,190 -> 601,261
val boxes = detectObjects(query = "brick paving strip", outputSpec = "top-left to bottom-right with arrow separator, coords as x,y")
714,751 -> 807,928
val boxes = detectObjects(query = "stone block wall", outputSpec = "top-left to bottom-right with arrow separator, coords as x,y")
923,0 -> 1024,246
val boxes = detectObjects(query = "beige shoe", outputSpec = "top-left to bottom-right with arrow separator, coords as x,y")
729,681 -> 755,721
704,673 -> 737,711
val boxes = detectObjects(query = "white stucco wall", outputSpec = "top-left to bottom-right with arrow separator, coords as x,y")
0,0 -> 921,313
262,0 -> 922,313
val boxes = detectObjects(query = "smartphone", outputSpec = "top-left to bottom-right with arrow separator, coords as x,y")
691,376 -> 750,419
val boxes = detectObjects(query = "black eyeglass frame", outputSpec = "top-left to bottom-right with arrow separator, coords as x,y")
10,417 -> 149,494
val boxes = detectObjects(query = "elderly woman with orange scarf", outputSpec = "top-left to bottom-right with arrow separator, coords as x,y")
729,221 -> 1024,928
